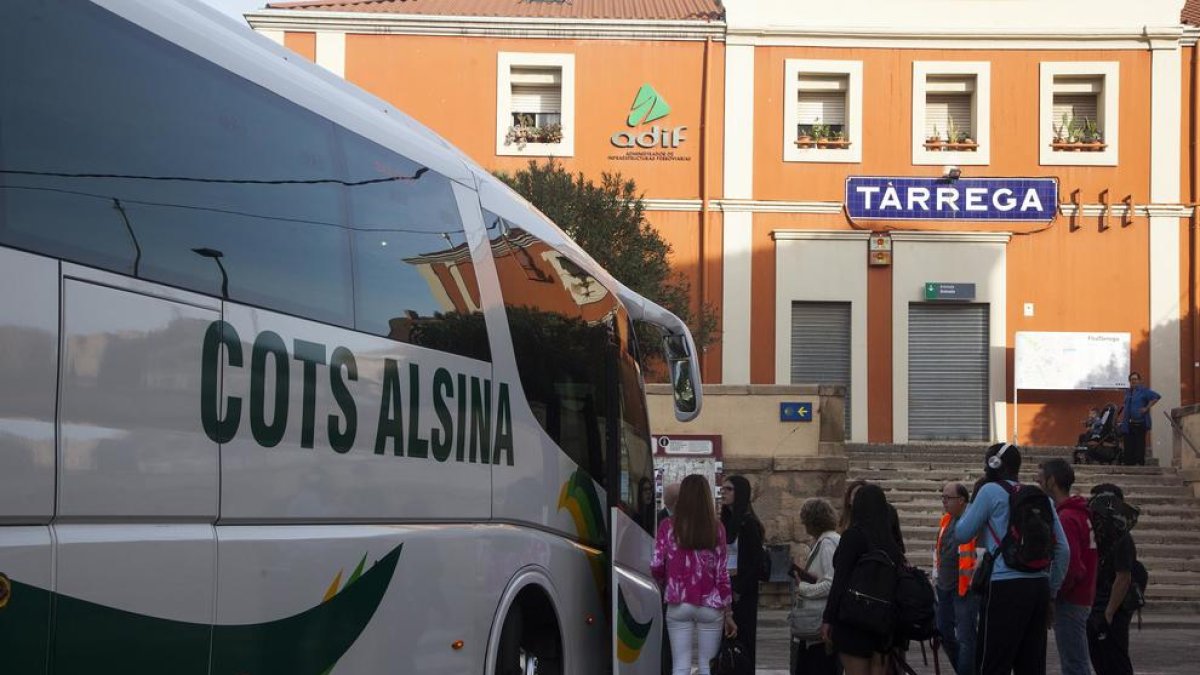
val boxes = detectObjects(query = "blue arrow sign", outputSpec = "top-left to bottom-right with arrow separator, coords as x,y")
780,402 -> 813,422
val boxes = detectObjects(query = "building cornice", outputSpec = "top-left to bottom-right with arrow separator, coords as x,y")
889,231 -> 1013,244
1182,26 -> 1200,46
713,199 -> 843,214
646,199 -> 1194,218
245,10 -> 726,41
726,24 -> 1184,50
771,230 -> 871,241
641,199 -> 704,212
1059,203 -> 1193,218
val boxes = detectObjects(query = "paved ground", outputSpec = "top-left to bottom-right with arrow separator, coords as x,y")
750,610 -> 1200,675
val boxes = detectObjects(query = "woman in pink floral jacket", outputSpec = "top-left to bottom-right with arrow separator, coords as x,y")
651,474 -> 737,675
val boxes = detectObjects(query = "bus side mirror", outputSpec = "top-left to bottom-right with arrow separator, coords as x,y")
663,335 -> 700,421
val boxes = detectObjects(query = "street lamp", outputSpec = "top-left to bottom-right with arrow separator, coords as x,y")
192,247 -> 229,300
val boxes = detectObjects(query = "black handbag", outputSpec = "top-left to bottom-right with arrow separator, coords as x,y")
710,637 -> 751,675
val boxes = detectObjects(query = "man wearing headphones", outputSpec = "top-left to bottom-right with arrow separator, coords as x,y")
955,443 -> 1070,675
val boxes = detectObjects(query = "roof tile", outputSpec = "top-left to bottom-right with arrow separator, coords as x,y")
265,0 -> 725,21
1185,0 -> 1200,26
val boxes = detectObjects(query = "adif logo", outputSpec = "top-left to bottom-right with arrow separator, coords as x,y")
626,84 -> 671,126
611,84 -> 687,149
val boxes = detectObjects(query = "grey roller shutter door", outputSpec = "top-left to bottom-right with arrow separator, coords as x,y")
909,304 -> 989,441
791,302 -> 851,434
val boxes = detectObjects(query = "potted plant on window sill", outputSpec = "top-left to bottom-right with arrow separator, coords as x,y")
924,124 -> 944,151
1051,114 -> 1072,152
824,130 -> 851,149
945,131 -> 978,152
796,129 -> 815,148
809,122 -> 831,149
1081,118 -> 1106,151
505,121 -> 564,148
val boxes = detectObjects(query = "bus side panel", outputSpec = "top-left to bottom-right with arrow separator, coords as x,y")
210,524 -> 603,675
57,275 -> 220,519
50,524 -> 216,675
217,306 -> 494,522
0,527 -> 52,675
0,248 -> 57,523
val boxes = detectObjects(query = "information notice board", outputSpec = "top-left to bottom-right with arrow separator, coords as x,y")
1014,331 -> 1130,390
1012,331 -> 1129,443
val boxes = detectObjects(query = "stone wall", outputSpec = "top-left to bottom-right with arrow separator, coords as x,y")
1170,404 -> 1200,497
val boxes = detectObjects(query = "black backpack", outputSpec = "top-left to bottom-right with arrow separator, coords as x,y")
837,548 -> 898,638
893,565 -> 937,642
998,482 -> 1056,573
758,546 -> 773,583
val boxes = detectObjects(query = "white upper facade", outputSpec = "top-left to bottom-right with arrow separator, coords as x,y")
724,0 -> 1187,34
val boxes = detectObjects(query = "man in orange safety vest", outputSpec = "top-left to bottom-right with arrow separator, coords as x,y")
936,482 -> 981,675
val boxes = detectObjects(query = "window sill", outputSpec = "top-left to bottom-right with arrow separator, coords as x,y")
786,140 -> 861,163
1050,142 -> 1108,152
497,141 -> 574,157
923,141 -> 978,152
912,146 -> 990,166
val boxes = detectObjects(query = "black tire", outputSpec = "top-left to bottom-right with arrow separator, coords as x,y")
495,588 -> 563,675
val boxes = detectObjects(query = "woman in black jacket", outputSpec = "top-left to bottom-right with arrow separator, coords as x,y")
720,474 -> 764,669
821,483 -> 902,675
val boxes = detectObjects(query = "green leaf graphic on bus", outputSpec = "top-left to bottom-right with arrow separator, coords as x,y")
558,470 -> 608,602
617,588 -> 654,663
0,545 -> 403,675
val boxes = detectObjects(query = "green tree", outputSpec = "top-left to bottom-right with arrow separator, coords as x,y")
496,160 -> 717,369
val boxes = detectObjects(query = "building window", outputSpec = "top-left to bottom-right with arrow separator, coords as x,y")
496,53 -> 574,157
912,62 -> 991,166
924,76 -> 977,151
1040,62 -> 1119,166
784,60 -> 863,163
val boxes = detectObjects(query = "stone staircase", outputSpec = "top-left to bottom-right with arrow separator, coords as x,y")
847,443 -> 1200,627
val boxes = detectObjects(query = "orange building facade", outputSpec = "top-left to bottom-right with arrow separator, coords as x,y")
248,0 -> 1200,461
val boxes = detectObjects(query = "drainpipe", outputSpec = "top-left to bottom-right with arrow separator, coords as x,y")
698,35 -> 712,375
1192,40 -> 1199,402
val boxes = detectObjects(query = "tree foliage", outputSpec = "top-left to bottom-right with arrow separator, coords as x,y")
495,160 -> 718,365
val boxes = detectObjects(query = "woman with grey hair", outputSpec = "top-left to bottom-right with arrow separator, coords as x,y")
789,497 -> 841,675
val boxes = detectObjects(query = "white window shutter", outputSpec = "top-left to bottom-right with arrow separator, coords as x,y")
797,91 -> 846,126
511,85 -> 561,114
925,93 -> 973,139
1052,94 -> 1099,130
510,66 -> 563,115
511,67 -> 562,86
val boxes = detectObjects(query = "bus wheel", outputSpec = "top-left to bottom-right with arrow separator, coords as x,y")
495,586 -> 562,675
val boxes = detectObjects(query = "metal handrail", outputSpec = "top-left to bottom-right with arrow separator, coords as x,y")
1163,410 -> 1200,459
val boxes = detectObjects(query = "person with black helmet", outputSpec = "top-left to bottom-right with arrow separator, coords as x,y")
954,443 -> 1070,675
1087,483 -> 1139,675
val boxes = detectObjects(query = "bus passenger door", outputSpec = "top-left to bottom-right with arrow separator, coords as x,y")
610,507 -> 663,675
606,314 -> 662,675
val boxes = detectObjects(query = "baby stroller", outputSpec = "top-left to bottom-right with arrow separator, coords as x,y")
1074,403 -> 1124,465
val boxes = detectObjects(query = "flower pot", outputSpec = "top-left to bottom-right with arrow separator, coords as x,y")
796,136 -> 814,148
1085,141 -> 1103,151
1052,141 -> 1070,151
826,140 -> 851,149
924,140 -> 944,152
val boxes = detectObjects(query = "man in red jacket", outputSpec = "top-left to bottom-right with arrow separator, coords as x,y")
1040,458 -> 1098,675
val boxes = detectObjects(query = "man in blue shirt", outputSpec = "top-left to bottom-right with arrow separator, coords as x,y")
1120,371 -> 1160,466
955,443 -> 1069,675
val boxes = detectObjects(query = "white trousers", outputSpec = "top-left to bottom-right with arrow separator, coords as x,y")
666,602 -> 725,675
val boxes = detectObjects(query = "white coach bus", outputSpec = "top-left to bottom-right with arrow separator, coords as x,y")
0,2 -> 703,674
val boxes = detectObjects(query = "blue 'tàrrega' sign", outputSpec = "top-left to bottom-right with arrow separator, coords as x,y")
845,177 -> 1058,223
